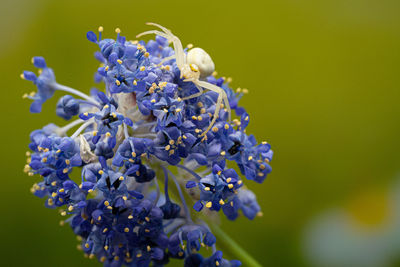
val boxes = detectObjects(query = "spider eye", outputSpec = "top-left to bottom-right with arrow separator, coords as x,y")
189,64 -> 199,72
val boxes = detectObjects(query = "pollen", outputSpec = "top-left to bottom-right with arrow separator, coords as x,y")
115,28 -> 121,34
117,59 -> 123,64
140,66 -> 145,71
98,26 -> 103,32
119,176 -> 124,181
226,178 -> 232,183
124,227 -> 129,233
228,184 -> 234,189
115,80 -> 121,86
219,199 -> 225,205
65,159 -> 70,165
205,202 -> 212,208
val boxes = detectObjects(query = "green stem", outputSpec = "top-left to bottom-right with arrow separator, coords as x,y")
210,224 -> 262,267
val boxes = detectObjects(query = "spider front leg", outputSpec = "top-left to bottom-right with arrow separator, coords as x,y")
196,80 -> 231,122
157,55 -> 176,66
137,24 -> 186,69
136,30 -> 171,42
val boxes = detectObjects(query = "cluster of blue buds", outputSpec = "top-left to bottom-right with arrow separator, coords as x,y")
23,24 -> 273,267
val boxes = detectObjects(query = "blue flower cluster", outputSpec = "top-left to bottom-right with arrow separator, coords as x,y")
23,26 -> 273,267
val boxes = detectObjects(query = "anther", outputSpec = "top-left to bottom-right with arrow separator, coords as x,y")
140,66 -> 145,71
205,202 -> 212,208
119,176 -> 124,181
115,28 -> 121,34
219,199 -> 225,205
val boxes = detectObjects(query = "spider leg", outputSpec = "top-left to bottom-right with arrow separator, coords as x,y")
201,93 -> 222,136
181,83 -> 204,100
136,30 -> 171,41
157,55 -> 176,66
146,22 -> 173,35
140,23 -> 186,70
222,91 -> 231,122
170,36 -> 185,69
196,80 -> 231,122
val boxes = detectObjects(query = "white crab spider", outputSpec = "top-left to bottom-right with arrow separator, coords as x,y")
136,23 -> 231,137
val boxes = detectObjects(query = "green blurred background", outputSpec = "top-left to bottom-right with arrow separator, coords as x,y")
1,0 -> 400,266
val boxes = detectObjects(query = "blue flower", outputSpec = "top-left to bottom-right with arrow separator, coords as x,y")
23,57 -> 56,113
24,26 -> 273,266
56,95 -> 80,120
